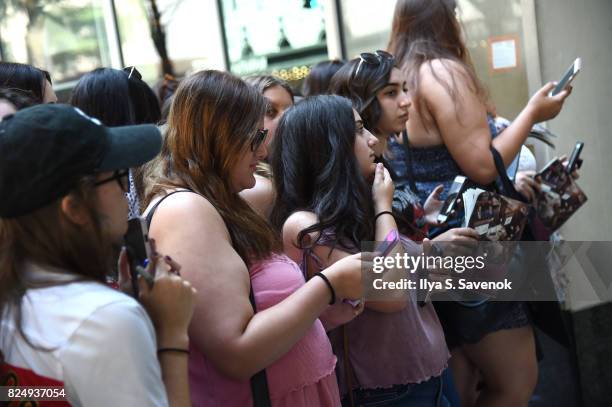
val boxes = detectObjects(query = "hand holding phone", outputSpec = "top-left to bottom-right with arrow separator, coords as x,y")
124,217 -> 154,297
565,141 -> 584,174
550,58 -> 581,96
437,176 -> 467,224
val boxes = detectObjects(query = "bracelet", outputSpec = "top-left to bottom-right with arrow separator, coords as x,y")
375,211 -> 394,221
157,347 -> 190,355
314,272 -> 336,305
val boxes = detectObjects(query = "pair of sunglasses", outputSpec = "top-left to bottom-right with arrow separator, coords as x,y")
251,128 -> 269,152
354,50 -> 394,77
94,169 -> 131,193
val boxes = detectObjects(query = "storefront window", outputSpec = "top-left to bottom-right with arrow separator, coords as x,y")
115,0 -> 226,84
0,0 -> 113,85
219,0 -> 328,82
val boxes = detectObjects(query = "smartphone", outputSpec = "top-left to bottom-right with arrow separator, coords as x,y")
437,176 -> 468,223
124,217 -> 153,296
550,57 -> 581,96
376,229 -> 400,257
565,141 -> 584,174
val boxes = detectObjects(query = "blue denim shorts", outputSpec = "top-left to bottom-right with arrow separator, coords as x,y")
343,374 -> 450,407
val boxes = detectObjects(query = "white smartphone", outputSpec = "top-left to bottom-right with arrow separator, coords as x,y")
550,57 -> 581,96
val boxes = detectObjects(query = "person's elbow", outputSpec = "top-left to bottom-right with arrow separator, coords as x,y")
465,164 -> 498,185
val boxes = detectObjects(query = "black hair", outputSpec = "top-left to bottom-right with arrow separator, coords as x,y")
270,95 -> 374,250
0,88 -> 36,111
69,67 -> 161,126
329,56 -> 395,133
69,68 -> 135,126
302,60 -> 346,97
127,73 -> 162,125
0,62 -> 52,104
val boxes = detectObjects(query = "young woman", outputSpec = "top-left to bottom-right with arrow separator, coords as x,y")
70,67 -> 162,218
387,1 -> 571,405
0,104 -> 195,406
241,75 -> 295,218
270,95 -> 478,406
0,61 -> 57,104
143,70 -> 368,406
330,51 -> 445,241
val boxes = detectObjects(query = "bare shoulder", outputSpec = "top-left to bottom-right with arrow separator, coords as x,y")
282,211 -> 319,243
147,190 -> 229,239
418,58 -> 475,94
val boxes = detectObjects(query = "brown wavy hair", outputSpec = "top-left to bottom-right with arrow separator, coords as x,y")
145,70 -> 279,264
387,0 -> 490,128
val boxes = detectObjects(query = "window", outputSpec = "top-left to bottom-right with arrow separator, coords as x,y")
0,0 -> 113,86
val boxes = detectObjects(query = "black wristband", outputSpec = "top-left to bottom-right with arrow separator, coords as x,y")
314,272 -> 336,305
375,210 -> 394,221
157,347 -> 190,355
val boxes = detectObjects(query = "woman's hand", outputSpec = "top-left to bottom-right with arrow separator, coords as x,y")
372,163 -> 394,214
324,252 -> 375,301
431,227 -> 479,256
423,184 -> 445,225
525,82 -> 572,124
514,170 -> 540,202
137,249 -> 196,349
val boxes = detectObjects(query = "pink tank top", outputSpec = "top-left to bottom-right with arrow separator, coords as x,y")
188,253 -> 341,407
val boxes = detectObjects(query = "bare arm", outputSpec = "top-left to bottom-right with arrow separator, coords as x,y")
420,59 -> 570,185
239,174 -> 276,219
149,193 -> 362,380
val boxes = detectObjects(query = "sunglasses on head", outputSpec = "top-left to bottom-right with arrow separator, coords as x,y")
354,50 -> 394,77
123,66 -> 143,81
251,128 -> 268,152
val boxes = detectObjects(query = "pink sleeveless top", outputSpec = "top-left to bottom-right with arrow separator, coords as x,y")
188,253 -> 341,407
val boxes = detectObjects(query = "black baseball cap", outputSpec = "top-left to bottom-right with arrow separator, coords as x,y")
0,104 -> 162,218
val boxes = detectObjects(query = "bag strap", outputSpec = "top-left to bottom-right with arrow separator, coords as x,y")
249,290 -> 272,407
401,130 -> 420,194
146,189 -> 272,407
489,146 -> 528,203
342,325 -> 355,407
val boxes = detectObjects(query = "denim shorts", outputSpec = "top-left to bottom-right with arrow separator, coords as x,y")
342,374 -> 450,407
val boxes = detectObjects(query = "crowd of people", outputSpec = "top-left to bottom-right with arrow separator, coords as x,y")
0,0 -> 573,406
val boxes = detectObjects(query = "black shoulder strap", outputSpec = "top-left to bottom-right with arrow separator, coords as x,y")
401,130 -> 420,194
145,189 -> 193,229
490,146 -> 527,202
146,189 -> 271,406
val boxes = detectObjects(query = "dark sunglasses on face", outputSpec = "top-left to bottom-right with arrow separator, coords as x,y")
354,50 -> 394,77
94,169 -> 131,193
251,128 -> 269,152
123,66 -> 143,81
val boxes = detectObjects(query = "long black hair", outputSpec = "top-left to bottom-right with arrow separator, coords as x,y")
0,62 -> 52,104
270,95 -> 374,250
69,67 -> 161,126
